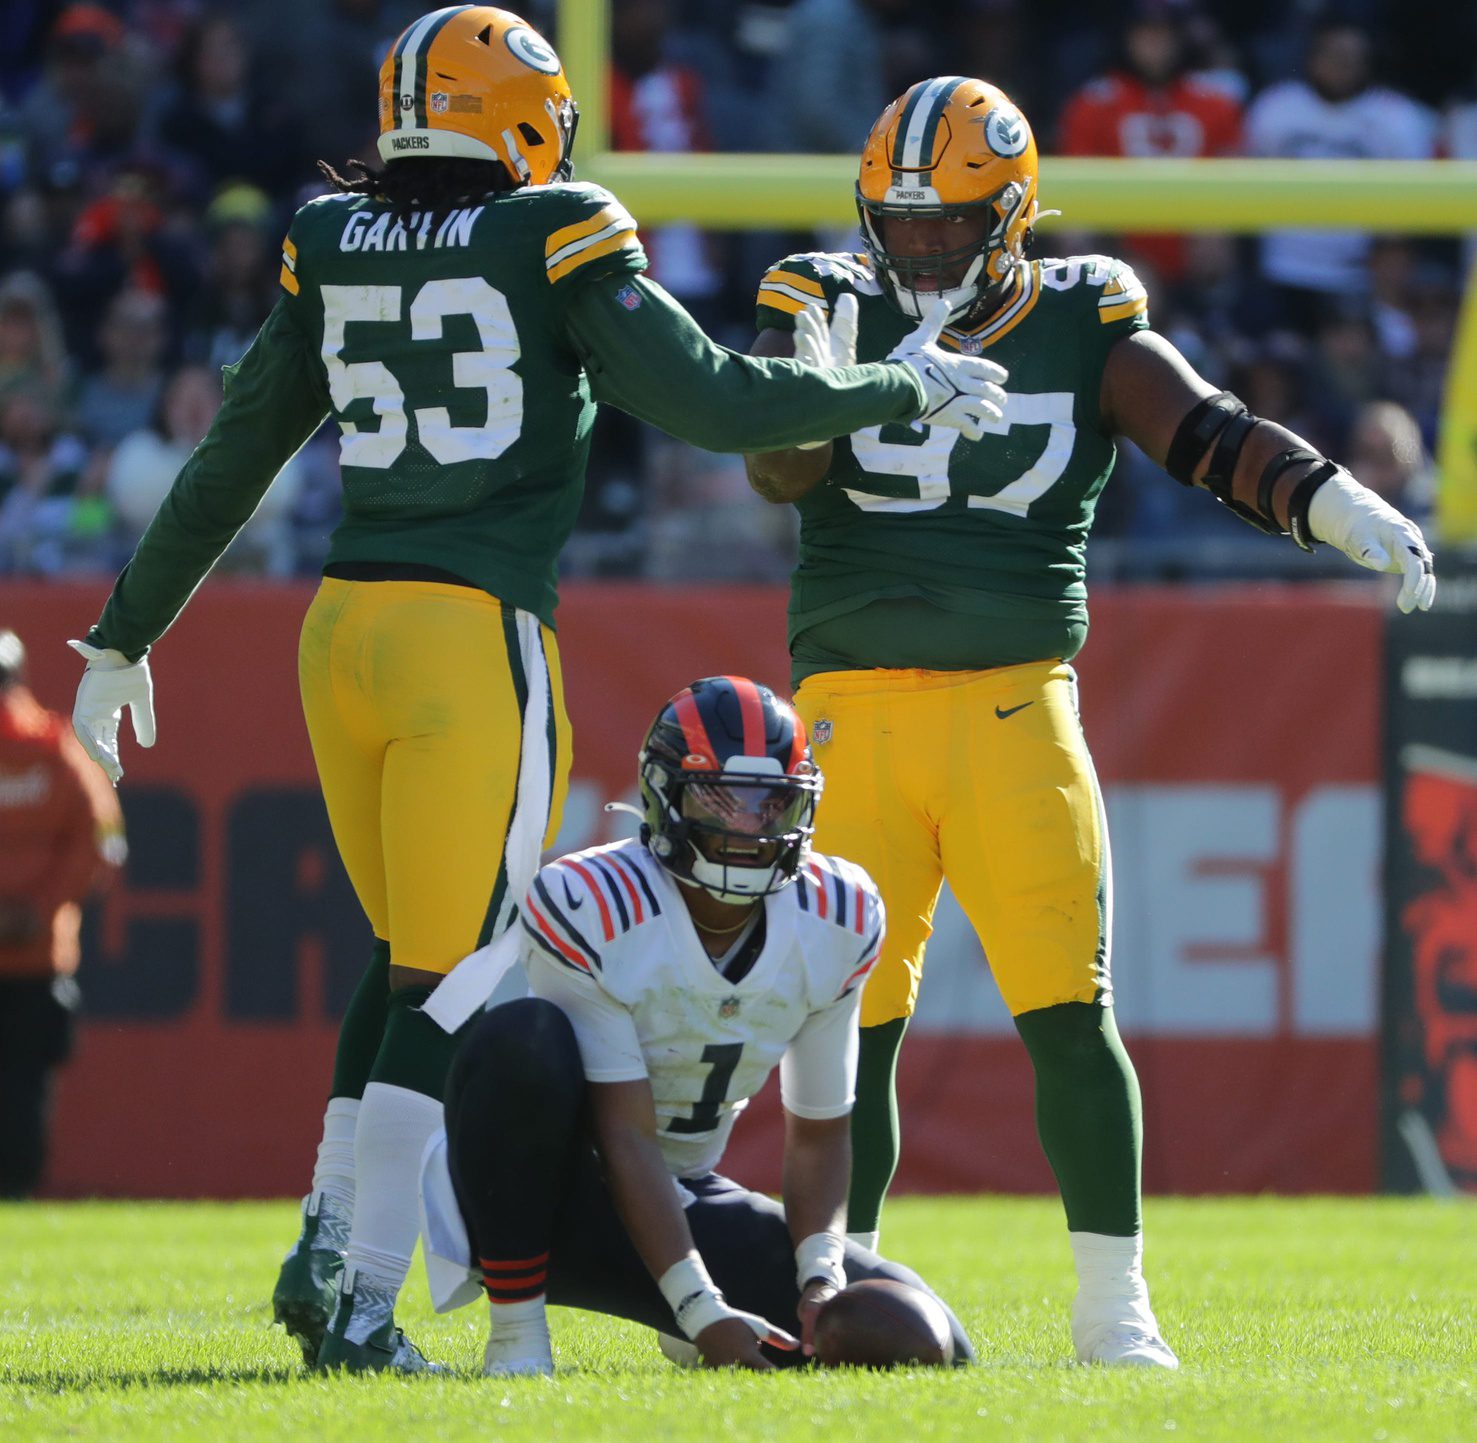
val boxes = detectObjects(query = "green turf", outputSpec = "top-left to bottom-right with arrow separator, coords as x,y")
3,1197 -> 1473,1441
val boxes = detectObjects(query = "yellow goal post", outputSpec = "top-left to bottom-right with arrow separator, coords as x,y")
556,0 -> 1477,540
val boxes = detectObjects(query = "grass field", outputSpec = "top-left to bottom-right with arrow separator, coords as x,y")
3,1197 -> 1473,1442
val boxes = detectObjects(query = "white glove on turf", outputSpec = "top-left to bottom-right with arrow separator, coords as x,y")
68,640 -> 156,784
886,297 -> 1008,440
792,294 -> 860,449
1306,470 -> 1437,614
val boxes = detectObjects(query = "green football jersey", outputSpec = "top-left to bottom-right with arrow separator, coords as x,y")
282,180 -> 647,623
755,250 -> 1151,681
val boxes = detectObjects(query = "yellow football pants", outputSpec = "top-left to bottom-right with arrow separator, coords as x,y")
794,661 -> 1109,1026
298,578 -> 572,976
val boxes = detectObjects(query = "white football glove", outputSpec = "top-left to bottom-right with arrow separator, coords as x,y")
791,294 -> 860,450
887,296 -> 1008,440
1306,470 -> 1437,614
68,640 -> 156,784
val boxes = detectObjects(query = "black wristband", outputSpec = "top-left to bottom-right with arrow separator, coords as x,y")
1285,461 -> 1342,553
1255,447 -> 1321,524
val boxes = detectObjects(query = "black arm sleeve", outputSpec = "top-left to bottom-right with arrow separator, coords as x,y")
564,274 -> 921,452
89,300 -> 331,659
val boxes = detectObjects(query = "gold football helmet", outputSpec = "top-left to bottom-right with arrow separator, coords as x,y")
377,6 -> 578,185
856,76 -> 1039,320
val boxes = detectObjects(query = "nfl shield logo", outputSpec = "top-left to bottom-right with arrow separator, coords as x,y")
430,91 -> 449,114
962,337 -> 984,355
615,283 -> 643,311
812,718 -> 833,745
719,996 -> 741,1020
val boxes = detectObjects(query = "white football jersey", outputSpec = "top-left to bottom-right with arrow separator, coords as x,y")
520,838 -> 884,1179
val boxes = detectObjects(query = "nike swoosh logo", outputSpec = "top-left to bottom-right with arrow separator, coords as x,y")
562,878 -> 584,910
995,701 -> 1034,719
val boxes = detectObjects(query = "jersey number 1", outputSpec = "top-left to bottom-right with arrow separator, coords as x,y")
321,277 -> 522,468
666,1043 -> 744,1135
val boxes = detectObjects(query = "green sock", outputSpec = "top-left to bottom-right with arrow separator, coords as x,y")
367,985 -> 462,1101
1014,1001 -> 1142,1236
848,1016 -> 909,1234
328,938 -> 391,1101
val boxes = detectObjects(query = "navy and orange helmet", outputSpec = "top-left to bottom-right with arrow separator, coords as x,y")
639,677 -> 822,902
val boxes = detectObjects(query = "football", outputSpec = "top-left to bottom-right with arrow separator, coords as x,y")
812,1278 -> 955,1368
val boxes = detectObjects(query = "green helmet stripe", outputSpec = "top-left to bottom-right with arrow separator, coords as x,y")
892,76 -> 968,173
410,6 -> 475,129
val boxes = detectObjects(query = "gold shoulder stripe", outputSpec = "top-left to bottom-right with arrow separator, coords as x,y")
546,204 -> 634,261
757,287 -> 809,316
1098,295 -> 1147,324
762,267 -> 825,300
758,279 -> 824,311
941,261 -> 1039,351
279,263 -> 300,296
546,229 -> 641,285
282,235 -> 298,262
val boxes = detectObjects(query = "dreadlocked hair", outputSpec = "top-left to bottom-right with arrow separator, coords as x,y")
317,156 -> 518,218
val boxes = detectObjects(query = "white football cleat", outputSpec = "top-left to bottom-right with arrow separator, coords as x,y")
1075,1320 -> 1180,1370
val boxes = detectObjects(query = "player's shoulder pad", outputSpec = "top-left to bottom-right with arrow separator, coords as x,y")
797,856 -> 874,957
1036,253 -> 1149,327
756,250 -> 881,323
279,192 -> 358,295
524,842 -> 665,975
534,182 -> 643,286
795,852 -> 885,997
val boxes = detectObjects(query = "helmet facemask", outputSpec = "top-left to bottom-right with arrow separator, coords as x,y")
640,756 -> 822,903
857,177 -> 1033,323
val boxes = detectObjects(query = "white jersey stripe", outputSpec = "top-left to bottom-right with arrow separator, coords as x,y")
396,10 -> 445,130
900,76 -> 953,169
545,218 -> 636,271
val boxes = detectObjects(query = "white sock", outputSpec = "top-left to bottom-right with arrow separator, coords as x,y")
343,1081 -> 443,1297
310,1096 -> 359,1218
485,1295 -> 552,1372
847,1230 -> 880,1253
1069,1231 -> 1157,1333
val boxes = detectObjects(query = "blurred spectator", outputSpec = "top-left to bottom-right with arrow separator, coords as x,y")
1444,76 -> 1477,277
766,0 -> 915,154
107,363 -> 305,576
1058,6 -> 1242,281
1345,399 -> 1432,516
1244,21 -> 1436,325
17,5 -> 153,198
0,627 -> 125,1198
0,271 -> 70,411
277,0 -> 423,173
1305,302 -> 1385,451
182,184 -> 280,373
75,289 -> 168,450
52,170 -> 198,364
611,0 -> 723,313
155,11 -> 306,204
0,389 -> 102,575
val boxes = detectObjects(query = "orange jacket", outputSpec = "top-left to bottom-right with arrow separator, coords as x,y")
0,686 -> 124,980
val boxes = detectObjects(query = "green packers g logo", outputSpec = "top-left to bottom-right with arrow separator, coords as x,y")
984,107 -> 1029,158
505,26 -> 561,75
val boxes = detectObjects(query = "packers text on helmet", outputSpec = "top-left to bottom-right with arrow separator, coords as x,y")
378,6 -> 578,186
856,76 -> 1039,321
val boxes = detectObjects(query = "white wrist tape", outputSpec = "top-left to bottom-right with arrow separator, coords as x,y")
795,1231 -> 847,1292
658,1256 -> 729,1342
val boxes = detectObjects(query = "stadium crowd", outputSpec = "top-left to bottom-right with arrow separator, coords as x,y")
0,0 -> 1470,583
